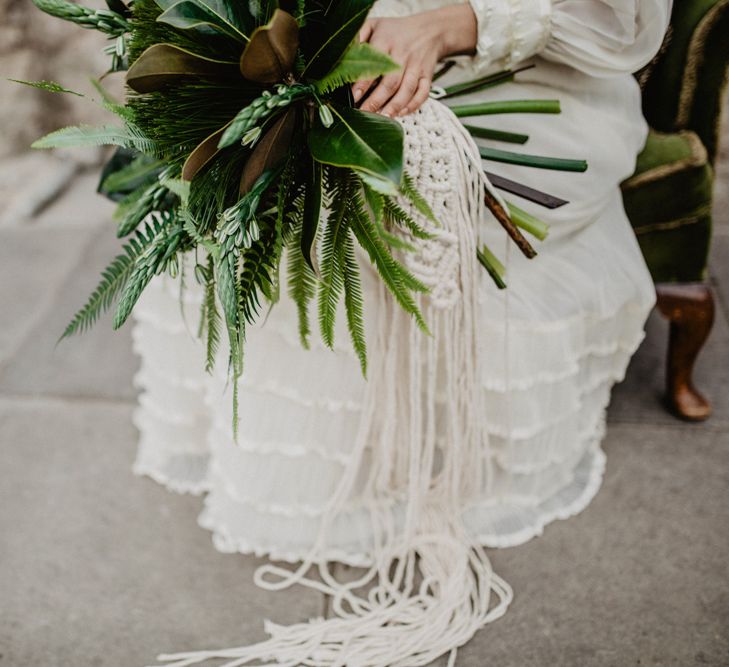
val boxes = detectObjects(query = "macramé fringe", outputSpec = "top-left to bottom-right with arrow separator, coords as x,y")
149,100 -> 514,667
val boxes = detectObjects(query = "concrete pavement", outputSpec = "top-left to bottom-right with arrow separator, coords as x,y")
1,128 -> 728,666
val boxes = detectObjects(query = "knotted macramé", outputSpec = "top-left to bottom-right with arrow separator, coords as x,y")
151,99 -> 513,667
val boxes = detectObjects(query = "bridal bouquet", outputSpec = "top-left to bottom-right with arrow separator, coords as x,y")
26,0 -> 586,429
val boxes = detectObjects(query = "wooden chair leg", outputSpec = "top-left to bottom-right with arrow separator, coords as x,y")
655,282 -> 715,421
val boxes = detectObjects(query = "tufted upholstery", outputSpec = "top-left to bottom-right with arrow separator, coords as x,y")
622,0 -> 729,283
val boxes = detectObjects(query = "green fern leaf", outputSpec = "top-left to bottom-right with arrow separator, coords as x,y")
315,42 -> 399,95
400,172 -> 439,225
351,195 -> 430,334
113,216 -> 184,329
58,252 -> 134,341
287,217 -> 317,349
203,257 -> 222,372
8,78 -> 83,97
317,175 -> 352,348
342,233 -> 367,374
32,123 -> 156,153
383,197 -> 433,241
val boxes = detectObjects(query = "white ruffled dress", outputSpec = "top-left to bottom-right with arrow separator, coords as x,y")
130,3 -> 671,664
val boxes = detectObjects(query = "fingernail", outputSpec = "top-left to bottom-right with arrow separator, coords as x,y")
399,108 -> 409,117
352,88 -> 363,102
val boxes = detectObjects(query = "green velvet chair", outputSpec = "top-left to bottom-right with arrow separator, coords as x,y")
621,0 -> 729,420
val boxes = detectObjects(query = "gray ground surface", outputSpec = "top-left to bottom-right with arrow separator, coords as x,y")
1,117 -> 728,666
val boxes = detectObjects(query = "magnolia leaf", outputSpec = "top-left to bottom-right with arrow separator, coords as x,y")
127,44 -> 238,93
240,108 -> 296,194
301,159 -> 322,275
308,106 -> 403,187
106,0 -> 130,16
157,0 -> 250,43
302,0 -> 375,80
314,42 -> 399,94
239,9 -> 299,83
182,122 -> 232,181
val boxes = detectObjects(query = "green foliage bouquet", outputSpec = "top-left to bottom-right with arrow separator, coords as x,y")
27,0 -> 584,431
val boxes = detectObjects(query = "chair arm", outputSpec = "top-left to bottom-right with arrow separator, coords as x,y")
642,0 -> 729,165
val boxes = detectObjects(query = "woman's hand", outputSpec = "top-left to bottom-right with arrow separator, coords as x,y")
352,4 -> 478,118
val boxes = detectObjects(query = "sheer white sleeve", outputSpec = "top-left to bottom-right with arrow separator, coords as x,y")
466,0 -> 673,77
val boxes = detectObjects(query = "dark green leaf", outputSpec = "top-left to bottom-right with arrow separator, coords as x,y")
301,0 -> 375,80
308,106 -> 403,187
156,0 -> 251,43
301,158 -> 322,274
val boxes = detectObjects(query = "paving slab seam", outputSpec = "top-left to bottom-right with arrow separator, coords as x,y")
606,415 -> 728,431
0,392 -> 136,409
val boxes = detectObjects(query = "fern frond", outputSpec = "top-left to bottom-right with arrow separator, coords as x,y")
400,172 -> 439,225
58,252 -> 134,341
203,257 -> 222,372
383,197 -> 433,241
102,155 -> 163,194
8,79 -> 83,97
315,42 -> 400,94
350,194 -> 430,334
113,215 -> 184,329
317,173 -> 352,348
343,233 -> 367,375
287,203 -> 317,348
32,123 -> 156,153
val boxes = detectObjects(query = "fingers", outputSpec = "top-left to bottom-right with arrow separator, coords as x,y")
359,19 -> 374,43
381,70 -> 424,117
352,20 -> 377,104
359,70 -> 403,113
407,76 -> 432,115
352,78 -> 375,104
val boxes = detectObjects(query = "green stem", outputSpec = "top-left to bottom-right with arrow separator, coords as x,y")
451,100 -> 561,117
462,124 -> 529,145
506,202 -> 549,241
442,65 -> 534,99
477,244 -> 506,289
479,147 -> 588,172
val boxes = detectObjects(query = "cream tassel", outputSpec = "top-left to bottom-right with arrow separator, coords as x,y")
150,100 -> 513,667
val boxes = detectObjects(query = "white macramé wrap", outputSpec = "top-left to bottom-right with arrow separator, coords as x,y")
148,100 -> 514,667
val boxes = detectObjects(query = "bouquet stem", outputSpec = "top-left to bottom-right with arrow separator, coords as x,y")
480,147 -> 588,172
462,124 -> 529,145
483,188 -> 537,259
451,100 -> 561,117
